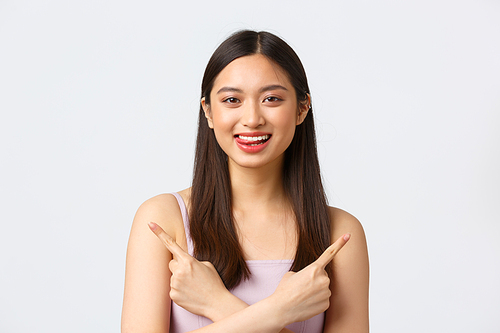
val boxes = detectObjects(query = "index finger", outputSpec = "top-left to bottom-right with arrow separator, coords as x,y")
148,222 -> 190,260
314,234 -> 351,269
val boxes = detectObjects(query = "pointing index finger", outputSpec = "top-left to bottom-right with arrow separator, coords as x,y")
148,222 -> 189,260
314,234 -> 351,269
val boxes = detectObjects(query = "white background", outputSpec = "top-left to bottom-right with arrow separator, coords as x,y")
1,0 -> 499,332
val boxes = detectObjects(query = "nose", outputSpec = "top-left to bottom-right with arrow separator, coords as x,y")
241,100 -> 265,128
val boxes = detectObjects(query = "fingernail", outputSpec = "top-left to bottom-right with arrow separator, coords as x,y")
343,234 -> 351,241
148,222 -> 157,231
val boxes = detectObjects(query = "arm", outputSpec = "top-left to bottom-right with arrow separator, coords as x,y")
121,195 -> 183,333
149,222 -> 351,332
161,235 -> 294,332
323,208 -> 370,333
121,194 -> 294,333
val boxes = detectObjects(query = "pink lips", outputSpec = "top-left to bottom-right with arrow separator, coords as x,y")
234,133 -> 272,153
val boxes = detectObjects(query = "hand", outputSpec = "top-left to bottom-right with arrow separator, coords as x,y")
271,234 -> 351,326
148,222 -> 235,320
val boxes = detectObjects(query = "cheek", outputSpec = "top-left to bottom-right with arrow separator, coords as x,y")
211,110 -> 238,144
265,114 -> 298,152
212,112 -> 236,131
271,111 -> 299,134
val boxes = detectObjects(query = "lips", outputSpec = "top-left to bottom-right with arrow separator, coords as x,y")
234,133 -> 272,153
235,134 -> 270,145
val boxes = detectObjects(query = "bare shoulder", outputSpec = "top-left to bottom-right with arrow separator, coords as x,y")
328,206 -> 366,243
136,192 -> 182,216
122,190 -> 190,332
324,207 -> 369,332
327,206 -> 369,290
131,192 -> 186,242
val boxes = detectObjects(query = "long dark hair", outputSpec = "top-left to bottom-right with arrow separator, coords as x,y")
190,30 -> 331,289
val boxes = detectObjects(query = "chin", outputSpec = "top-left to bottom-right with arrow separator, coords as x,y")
228,154 -> 284,170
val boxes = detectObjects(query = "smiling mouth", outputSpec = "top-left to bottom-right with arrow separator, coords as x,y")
235,134 -> 271,146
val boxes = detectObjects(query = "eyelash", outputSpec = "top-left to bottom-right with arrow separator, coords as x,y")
222,97 -> 240,104
221,96 -> 282,104
264,96 -> 282,102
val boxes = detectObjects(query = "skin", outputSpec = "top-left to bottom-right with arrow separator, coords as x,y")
121,54 -> 369,332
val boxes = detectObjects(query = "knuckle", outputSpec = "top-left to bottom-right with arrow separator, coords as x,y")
328,248 -> 338,258
322,299 -> 330,312
311,265 -> 323,276
175,268 -> 187,279
307,265 -> 319,274
170,277 -> 178,289
185,257 -> 195,267
161,232 -> 172,243
169,289 -> 178,301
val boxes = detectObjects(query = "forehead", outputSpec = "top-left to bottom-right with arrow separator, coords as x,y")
212,54 -> 293,92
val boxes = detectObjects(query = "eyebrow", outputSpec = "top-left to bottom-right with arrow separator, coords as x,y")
259,85 -> 288,93
216,84 -> 288,95
216,87 -> 243,94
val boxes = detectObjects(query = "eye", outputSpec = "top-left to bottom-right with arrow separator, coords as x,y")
222,97 -> 240,104
264,96 -> 282,103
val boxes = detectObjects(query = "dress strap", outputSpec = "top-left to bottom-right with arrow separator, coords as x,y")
170,192 -> 194,255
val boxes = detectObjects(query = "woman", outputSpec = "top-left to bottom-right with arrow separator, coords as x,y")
122,30 -> 369,332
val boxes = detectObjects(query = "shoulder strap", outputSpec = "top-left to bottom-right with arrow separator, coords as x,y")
170,192 -> 194,255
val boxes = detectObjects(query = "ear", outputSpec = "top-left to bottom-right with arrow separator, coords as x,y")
296,93 -> 311,125
201,97 -> 214,129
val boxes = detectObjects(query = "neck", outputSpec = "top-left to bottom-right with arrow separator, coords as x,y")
228,156 -> 288,213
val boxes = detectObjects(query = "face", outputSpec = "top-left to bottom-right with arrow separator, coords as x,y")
202,54 -> 309,169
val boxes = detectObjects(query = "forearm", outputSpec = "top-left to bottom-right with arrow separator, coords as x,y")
147,224 -> 349,333
207,292 -> 293,333
188,296 -> 286,333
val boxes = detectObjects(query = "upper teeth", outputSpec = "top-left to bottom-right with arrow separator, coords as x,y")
239,135 -> 269,141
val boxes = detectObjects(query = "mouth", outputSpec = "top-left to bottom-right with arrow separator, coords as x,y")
234,134 -> 272,146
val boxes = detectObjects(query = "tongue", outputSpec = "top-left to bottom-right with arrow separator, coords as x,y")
245,140 -> 264,145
